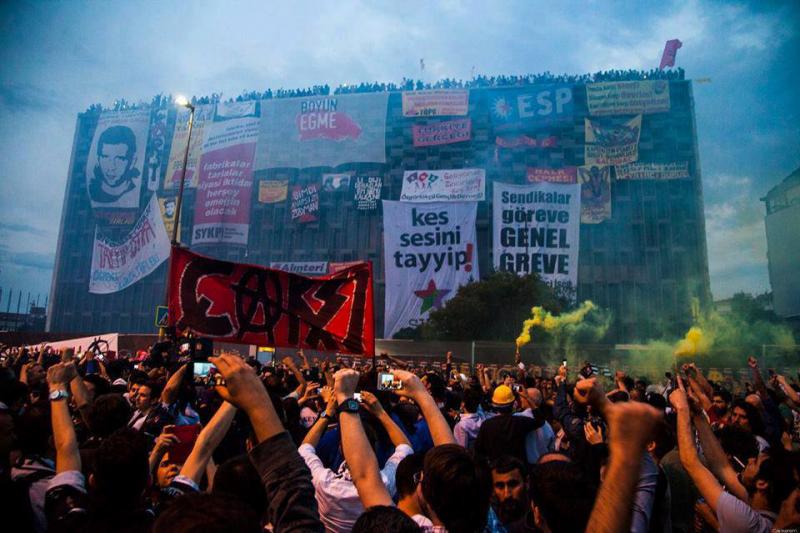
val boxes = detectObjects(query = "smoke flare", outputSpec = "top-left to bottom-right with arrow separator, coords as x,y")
674,326 -> 709,357
516,300 -> 597,348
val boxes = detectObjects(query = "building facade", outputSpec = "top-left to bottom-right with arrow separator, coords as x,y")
48,76 -> 711,341
762,167 -> 800,319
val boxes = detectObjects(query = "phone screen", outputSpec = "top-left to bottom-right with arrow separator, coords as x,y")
378,372 -> 402,391
194,361 -> 213,378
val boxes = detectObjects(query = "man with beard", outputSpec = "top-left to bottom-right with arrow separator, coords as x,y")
488,456 -> 528,530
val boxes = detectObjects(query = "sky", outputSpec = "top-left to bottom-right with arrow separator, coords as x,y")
0,0 -> 798,313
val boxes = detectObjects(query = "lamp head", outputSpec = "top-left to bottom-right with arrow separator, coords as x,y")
175,95 -> 194,110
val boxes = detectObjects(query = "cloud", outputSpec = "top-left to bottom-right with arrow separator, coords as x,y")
0,82 -> 60,113
0,249 -> 55,271
0,222 -> 48,237
703,173 -> 770,298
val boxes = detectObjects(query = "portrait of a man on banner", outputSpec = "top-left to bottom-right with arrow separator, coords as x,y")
88,125 -> 142,207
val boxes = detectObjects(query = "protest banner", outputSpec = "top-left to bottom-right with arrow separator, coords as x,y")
158,196 -> 178,238
322,173 -> 351,192
577,165 -> 612,224
495,135 -> 558,148
290,183 -> 320,223
164,104 -> 214,189
412,118 -> 472,147
401,168 -> 485,202
168,247 -> 375,355
527,167 -> 577,184
586,81 -> 670,116
487,85 -> 573,130
615,161 -> 690,180
89,195 -> 170,294
145,107 -> 167,192
401,89 -> 469,117
585,115 -> 641,166
192,101 -> 259,246
382,201 -> 478,338
258,179 -> 289,203
492,181 -> 581,302
269,262 -> 329,276
86,108 -> 150,221
353,176 -> 382,211
255,92 -> 388,169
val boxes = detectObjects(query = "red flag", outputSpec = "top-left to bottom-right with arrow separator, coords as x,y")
659,39 -> 682,69
168,247 -> 375,355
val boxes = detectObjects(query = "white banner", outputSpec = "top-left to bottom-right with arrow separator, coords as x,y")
586,80 -> 670,116
383,201 -> 479,338
492,182 -> 581,302
401,89 -> 469,117
269,262 -> 329,276
86,108 -> 150,210
401,168 -> 485,202
89,195 -> 171,294
254,92 -> 388,169
615,161 -> 690,180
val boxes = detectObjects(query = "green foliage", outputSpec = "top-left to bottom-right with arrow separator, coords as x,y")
405,272 -> 562,341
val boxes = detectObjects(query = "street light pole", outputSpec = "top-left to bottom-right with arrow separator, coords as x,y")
160,97 -> 195,338
172,97 -> 196,245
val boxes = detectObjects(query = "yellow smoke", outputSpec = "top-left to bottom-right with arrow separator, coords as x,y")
674,326 -> 709,357
516,301 -> 596,348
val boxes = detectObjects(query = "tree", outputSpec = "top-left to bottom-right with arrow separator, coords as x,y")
406,272 -> 562,342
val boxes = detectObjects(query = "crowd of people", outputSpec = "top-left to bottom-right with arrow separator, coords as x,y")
86,67 -> 686,113
2,341 -> 797,532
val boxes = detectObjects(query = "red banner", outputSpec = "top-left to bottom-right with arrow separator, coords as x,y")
168,247 -> 375,355
527,167 -> 577,183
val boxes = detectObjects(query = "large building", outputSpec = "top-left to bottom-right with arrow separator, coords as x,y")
48,73 -> 711,342
762,167 -> 800,319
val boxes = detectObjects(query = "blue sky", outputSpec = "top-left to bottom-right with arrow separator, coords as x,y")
0,0 -> 798,312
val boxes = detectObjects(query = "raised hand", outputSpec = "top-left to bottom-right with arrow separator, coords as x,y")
333,368 -> 360,403
584,422 -> 604,445
359,390 -> 385,417
209,354 -> 270,412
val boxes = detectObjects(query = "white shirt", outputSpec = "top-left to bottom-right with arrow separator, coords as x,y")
298,442 -> 413,533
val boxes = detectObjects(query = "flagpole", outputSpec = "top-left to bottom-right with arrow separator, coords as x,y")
160,96 -> 195,338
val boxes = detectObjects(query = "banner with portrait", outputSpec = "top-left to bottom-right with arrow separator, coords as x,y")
584,115 -> 641,166
163,104 -> 215,190
254,92 -> 388,169
401,89 -> 469,117
382,201 -> 478,338
168,247 -> 375,355
258,179 -> 289,203
401,168 -> 485,202
353,176 -> 382,211
290,183 -> 320,223
192,101 -> 259,246
615,161 -> 690,180
577,165 -> 612,224
89,195 -> 170,294
487,85 -> 573,130
158,196 -> 179,238
586,80 -> 670,116
86,108 -> 150,216
492,181 -> 581,302
322,173 -> 352,193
